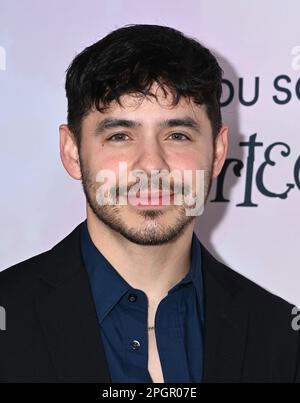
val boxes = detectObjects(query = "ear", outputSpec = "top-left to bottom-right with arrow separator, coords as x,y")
212,126 -> 229,178
59,124 -> 81,180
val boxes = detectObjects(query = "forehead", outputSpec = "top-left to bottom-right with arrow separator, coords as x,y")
83,83 -> 210,129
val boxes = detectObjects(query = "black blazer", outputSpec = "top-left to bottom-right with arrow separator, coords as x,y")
0,222 -> 299,383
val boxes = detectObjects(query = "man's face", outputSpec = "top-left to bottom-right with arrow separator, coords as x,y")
78,84 -> 216,245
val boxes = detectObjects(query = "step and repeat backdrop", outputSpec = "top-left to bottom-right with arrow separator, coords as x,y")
0,1 -> 299,305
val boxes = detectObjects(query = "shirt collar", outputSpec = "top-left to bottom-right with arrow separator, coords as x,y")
80,219 -> 204,323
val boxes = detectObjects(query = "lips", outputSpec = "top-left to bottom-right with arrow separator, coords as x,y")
138,191 -> 174,199
128,191 -> 175,206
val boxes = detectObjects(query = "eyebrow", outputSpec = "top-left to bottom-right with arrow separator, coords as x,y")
94,116 -> 201,135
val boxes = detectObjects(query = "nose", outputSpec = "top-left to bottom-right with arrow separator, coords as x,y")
131,138 -> 171,177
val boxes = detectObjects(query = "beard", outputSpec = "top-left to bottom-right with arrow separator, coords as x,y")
79,156 -> 213,246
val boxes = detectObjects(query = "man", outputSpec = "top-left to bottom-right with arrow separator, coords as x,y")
0,24 -> 299,383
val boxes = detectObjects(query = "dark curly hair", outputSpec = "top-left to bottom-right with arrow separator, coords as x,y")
65,24 -> 223,147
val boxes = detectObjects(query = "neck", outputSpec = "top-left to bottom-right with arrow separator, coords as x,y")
86,207 -> 195,303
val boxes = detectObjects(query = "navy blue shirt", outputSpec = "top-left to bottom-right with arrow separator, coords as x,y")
80,219 -> 204,383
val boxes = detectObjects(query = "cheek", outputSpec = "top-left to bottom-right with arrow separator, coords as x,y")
169,150 -> 213,193
84,142 -> 127,173
169,150 -> 210,172
96,156 -> 125,171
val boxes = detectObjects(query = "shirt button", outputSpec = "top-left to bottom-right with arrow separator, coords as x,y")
128,293 -> 137,302
131,340 -> 140,350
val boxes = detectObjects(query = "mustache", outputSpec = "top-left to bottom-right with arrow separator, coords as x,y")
112,181 -> 192,198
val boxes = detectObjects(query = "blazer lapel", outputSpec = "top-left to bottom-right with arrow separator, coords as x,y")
35,223 -> 111,383
201,246 -> 249,383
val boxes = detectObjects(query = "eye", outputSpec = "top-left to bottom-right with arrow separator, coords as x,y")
107,133 -> 130,142
168,132 -> 190,141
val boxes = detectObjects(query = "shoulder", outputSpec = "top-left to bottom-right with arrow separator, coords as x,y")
200,242 -> 300,373
200,243 -> 297,317
0,222 -> 83,302
0,250 -> 51,301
